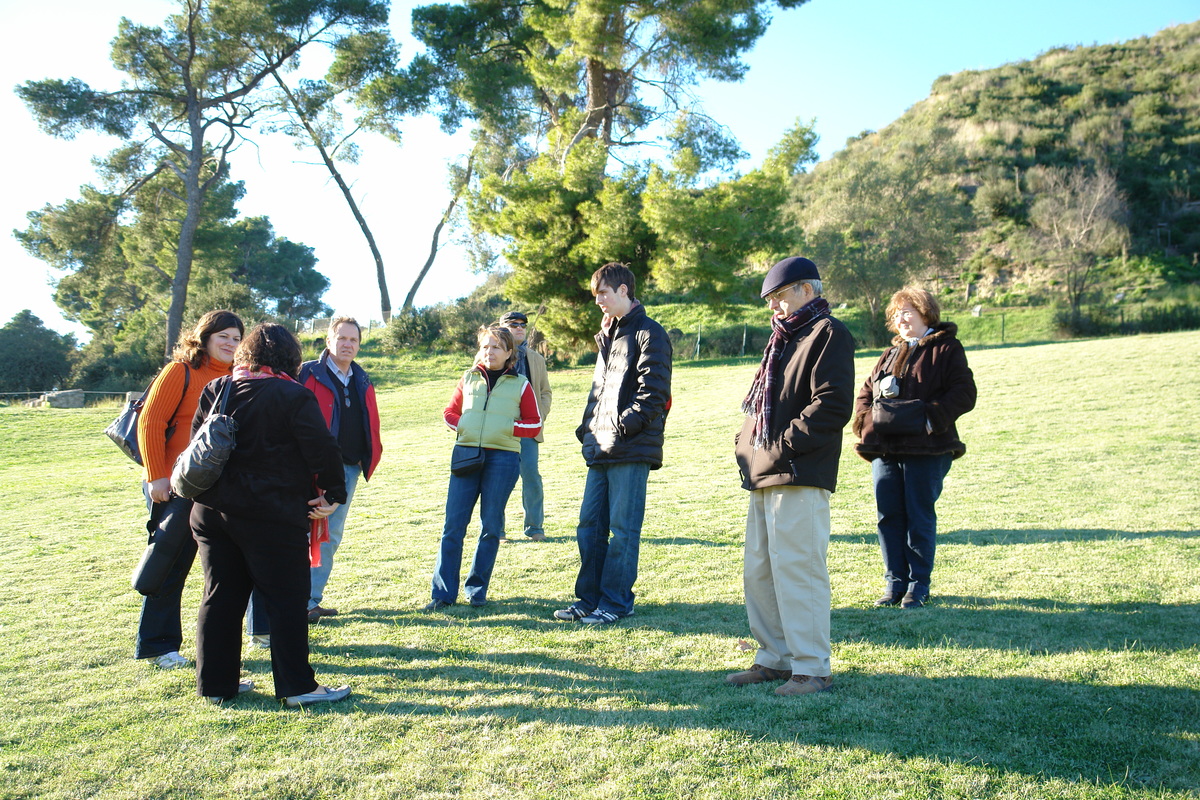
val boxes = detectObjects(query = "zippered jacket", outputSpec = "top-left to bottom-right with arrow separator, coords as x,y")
299,350 -> 383,481
444,365 -> 542,452
576,303 -> 673,469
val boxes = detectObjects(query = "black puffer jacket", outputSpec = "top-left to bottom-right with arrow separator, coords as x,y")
576,303 -> 673,469
852,322 -> 977,461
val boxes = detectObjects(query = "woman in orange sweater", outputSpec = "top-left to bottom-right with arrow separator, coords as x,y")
134,309 -> 244,669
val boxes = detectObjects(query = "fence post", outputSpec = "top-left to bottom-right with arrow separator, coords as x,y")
694,324 -> 701,360
741,324 -> 747,357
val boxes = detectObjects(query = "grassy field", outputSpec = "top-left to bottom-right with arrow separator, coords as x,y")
1,330 -> 1197,799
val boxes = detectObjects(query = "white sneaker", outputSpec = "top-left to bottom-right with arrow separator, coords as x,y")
249,634 -> 271,649
150,651 -> 191,670
284,684 -> 351,708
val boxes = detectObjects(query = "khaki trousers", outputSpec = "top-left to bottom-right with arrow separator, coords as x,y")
743,485 -> 832,677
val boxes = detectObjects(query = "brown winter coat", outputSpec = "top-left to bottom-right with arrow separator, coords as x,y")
735,314 -> 856,492
852,322 -> 976,461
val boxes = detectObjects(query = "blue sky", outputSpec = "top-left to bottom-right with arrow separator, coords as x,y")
2,0 -> 1196,338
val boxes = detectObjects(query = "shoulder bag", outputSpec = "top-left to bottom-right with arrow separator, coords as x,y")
450,444 -> 485,476
170,378 -> 239,499
105,365 -> 190,465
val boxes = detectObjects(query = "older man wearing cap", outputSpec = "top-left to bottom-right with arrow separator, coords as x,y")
728,257 -> 855,696
499,311 -> 553,541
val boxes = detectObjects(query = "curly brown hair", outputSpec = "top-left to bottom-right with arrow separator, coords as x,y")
885,287 -> 941,334
234,323 -> 303,378
172,310 -> 245,368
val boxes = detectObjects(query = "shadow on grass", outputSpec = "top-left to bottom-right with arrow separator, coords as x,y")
831,527 -> 1200,545
290,641 -> 1200,793
318,593 -> 1200,655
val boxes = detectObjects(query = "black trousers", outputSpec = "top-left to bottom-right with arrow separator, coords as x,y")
191,503 -> 318,699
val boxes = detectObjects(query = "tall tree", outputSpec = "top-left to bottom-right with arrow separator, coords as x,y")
793,129 -> 971,343
265,23 -> 434,322
17,0 -> 388,357
17,165 -> 329,346
0,311 -> 76,393
1024,165 -> 1129,313
642,118 -> 819,304
411,0 -> 810,345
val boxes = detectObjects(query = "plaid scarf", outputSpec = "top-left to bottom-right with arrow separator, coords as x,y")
741,298 -> 832,450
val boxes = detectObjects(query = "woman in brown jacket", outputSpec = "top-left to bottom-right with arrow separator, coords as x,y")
852,288 -> 976,609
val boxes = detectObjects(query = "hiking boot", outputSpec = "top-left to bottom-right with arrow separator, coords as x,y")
901,587 -> 929,609
775,675 -> 833,696
726,664 -> 792,685
874,591 -> 903,607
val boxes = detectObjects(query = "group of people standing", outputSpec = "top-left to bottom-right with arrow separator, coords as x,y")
135,313 -> 380,706
129,254 -> 974,707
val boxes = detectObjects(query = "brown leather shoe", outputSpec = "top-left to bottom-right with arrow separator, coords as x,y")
726,664 -> 792,685
307,605 -> 339,624
775,674 -> 833,696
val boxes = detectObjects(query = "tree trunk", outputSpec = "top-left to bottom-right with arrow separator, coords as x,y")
272,72 -> 391,322
402,153 -> 475,314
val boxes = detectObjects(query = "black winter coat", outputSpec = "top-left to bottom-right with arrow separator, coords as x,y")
576,303 -> 673,469
851,322 -> 977,461
735,314 -> 856,492
191,375 -> 348,529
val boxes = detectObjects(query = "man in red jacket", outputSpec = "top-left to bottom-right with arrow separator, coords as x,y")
298,316 -> 383,622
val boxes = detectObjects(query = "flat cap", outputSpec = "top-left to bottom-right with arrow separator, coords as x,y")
499,311 -> 528,324
761,257 -> 820,298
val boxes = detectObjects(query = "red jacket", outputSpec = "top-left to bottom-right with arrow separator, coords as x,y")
299,351 -> 383,481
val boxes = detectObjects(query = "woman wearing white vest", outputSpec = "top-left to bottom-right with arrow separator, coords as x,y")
426,326 -> 543,610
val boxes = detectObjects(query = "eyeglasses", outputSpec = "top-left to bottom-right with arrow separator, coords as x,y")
765,283 -> 798,303
893,309 -> 919,320
506,322 -> 527,328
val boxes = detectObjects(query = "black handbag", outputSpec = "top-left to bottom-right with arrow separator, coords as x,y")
871,397 -> 926,435
450,444 -> 485,476
170,378 -> 239,499
131,495 -> 195,596
105,366 -> 190,465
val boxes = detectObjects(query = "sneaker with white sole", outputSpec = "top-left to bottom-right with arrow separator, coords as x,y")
206,679 -> 255,704
284,684 -> 351,708
150,651 -> 190,670
249,634 -> 271,649
579,609 -> 622,625
553,605 -> 588,621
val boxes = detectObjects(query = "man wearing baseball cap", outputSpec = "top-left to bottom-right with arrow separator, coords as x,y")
498,311 -> 553,541
728,257 -> 855,696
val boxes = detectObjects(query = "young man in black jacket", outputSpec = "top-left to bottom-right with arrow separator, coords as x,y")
555,263 -> 672,625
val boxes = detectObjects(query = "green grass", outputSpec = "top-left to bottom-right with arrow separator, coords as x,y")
1,332 -> 1198,799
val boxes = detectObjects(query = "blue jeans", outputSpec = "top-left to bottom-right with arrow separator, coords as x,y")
574,462 -> 650,617
310,463 -> 361,609
872,454 -> 953,594
519,437 -> 544,537
431,449 -> 520,604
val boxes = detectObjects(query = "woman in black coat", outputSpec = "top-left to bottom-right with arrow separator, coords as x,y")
189,323 -> 351,706
852,288 -> 977,609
